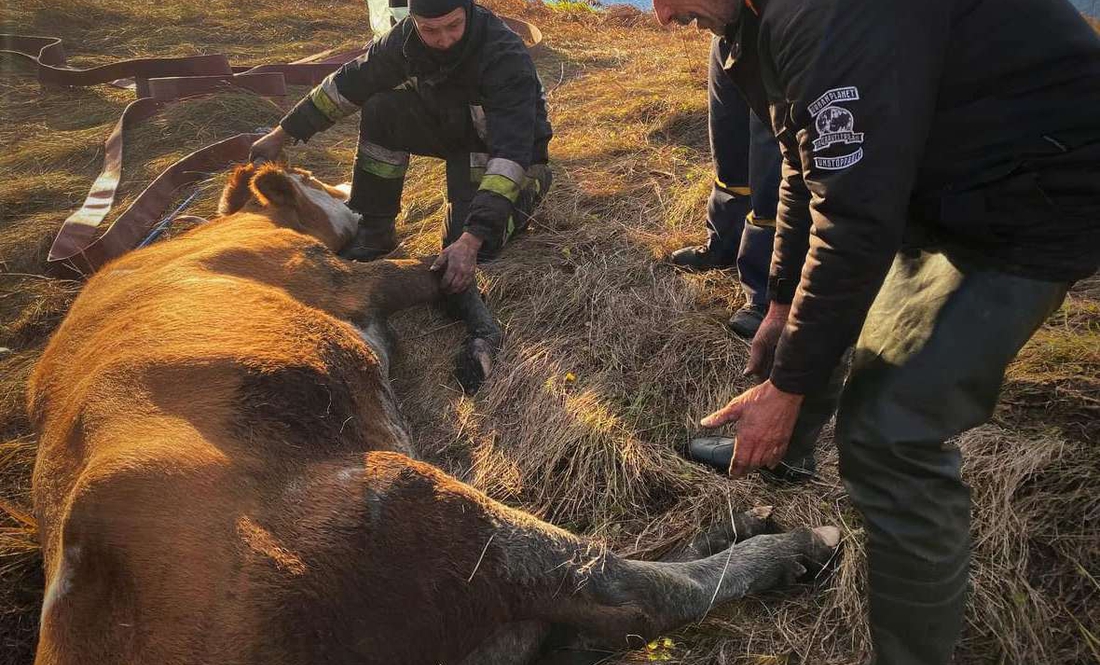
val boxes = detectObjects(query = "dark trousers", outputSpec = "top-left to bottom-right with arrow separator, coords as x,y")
828,251 -> 1067,664
708,37 -> 782,308
347,88 -> 545,257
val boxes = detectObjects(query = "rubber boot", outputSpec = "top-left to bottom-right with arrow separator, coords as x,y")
341,162 -> 403,261
687,436 -> 817,484
686,353 -> 847,482
340,216 -> 398,261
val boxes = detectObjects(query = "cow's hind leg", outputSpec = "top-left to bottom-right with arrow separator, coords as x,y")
543,526 -> 840,650
540,505 -> 789,663
353,452 -> 838,662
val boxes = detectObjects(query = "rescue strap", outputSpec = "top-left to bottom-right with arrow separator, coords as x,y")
0,35 -> 367,276
0,16 -> 542,278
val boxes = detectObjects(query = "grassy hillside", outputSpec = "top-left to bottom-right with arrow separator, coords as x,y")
2,1 -> 1097,663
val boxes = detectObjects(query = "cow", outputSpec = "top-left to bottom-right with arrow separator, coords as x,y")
27,162 -> 840,665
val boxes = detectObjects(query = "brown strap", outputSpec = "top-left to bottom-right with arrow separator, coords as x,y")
0,16 -> 543,277
501,16 -> 544,52
0,35 -> 360,276
44,71 -> 299,273
54,133 -> 264,275
0,35 -> 235,90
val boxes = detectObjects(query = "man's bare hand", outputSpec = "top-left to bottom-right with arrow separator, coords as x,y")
700,381 -> 804,478
430,232 -> 483,294
249,126 -> 290,164
745,302 -> 790,381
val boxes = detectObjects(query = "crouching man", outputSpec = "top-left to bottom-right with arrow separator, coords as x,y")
250,0 -> 552,294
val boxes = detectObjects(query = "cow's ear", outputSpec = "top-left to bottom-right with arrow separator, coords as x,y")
249,164 -> 298,209
218,163 -> 258,215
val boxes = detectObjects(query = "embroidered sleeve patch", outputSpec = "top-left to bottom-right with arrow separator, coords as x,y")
814,148 -> 864,170
808,86 -> 864,170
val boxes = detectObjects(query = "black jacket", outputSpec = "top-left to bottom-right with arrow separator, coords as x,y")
280,4 -> 552,242
723,0 -> 1100,394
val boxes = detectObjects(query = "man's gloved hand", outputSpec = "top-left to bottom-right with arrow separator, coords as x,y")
744,302 -> 790,381
431,231 -> 483,294
249,126 -> 290,163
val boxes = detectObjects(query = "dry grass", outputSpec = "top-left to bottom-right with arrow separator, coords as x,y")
2,1 -> 1098,663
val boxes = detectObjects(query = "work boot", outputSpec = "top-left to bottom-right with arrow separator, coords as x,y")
686,436 -> 817,485
340,218 -> 397,262
727,303 -> 766,338
669,244 -> 736,271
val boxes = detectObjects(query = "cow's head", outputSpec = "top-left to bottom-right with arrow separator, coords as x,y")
218,163 -> 359,251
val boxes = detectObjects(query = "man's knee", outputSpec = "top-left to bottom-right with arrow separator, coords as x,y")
836,382 -> 971,569
443,161 -> 551,257
360,92 -> 408,138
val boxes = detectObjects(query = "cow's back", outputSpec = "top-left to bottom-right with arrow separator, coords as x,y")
28,216 -> 410,664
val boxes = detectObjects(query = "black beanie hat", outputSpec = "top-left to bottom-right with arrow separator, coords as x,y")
408,0 -> 468,18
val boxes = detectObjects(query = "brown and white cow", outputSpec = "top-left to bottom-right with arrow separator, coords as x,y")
27,163 -> 839,665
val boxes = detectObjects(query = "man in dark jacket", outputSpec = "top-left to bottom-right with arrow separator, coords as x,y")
653,0 -> 1100,662
250,0 -> 552,294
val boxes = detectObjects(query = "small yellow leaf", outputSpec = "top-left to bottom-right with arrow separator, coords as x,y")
564,372 -> 576,382
661,637 -> 674,648
646,640 -> 659,651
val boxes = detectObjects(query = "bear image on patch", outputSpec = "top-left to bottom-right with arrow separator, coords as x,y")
816,106 -> 853,134
811,105 -> 864,153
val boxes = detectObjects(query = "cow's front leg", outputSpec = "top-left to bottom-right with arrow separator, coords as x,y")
326,257 -> 501,391
337,257 -> 444,317
444,288 -> 502,393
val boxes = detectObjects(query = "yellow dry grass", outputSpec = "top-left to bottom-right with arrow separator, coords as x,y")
1,1 -> 1098,663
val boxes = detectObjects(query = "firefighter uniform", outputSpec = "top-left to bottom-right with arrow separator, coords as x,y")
280,1 -> 553,260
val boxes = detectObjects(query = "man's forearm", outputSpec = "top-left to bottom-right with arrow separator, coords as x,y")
768,159 -> 813,305
279,96 -> 335,143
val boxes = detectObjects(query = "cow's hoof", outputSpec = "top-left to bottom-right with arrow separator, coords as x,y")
454,337 -> 495,393
812,525 -> 841,549
664,506 -> 781,562
799,525 -> 842,581
699,505 -> 780,551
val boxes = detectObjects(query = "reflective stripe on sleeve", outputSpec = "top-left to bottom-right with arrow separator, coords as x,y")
478,158 -> 525,202
309,74 -> 359,122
